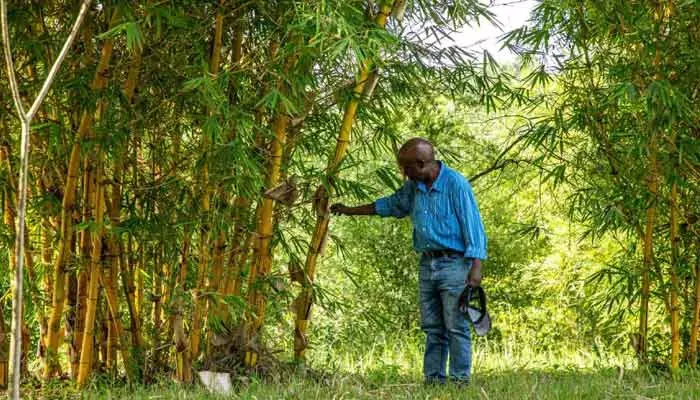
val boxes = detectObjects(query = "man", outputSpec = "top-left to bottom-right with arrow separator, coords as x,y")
330,137 -> 487,385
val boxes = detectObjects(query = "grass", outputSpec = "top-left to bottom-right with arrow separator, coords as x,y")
24,339 -> 700,399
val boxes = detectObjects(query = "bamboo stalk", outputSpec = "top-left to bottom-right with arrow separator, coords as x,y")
216,10 -> 246,319
190,0 -> 226,361
73,153 -> 94,376
244,110 -> 290,367
223,198 -> 252,297
152,248 -> 163,368
690,243 -> 700,366
118,238 -> 143,365
669,180 -> 680,370
66,261 -> 77,378
76,159 -> 105,387
0,139 -> 42,377
293,2 -> 394,362
205,231 -> 226,356
39,218 -> 54,359
2,2 -> 93,391
638,137 -> 658,364
44,19 -> 115,378
135,244 -> 144,322
99,310 -> 108,367
106,321 -> 117,372
101,231 -> 133,380
0,301 -> 6,388
101,35 -> 144,379
174,229 -> 192,383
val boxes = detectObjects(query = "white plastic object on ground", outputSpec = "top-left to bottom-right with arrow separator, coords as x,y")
198,370 -> 233,395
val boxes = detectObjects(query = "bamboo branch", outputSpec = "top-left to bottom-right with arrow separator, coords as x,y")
1,0 -> 25,119
26,1 -> 92,121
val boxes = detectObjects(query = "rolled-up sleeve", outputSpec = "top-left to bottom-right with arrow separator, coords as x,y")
453,178 -> 488,260
374,181 -> 413,218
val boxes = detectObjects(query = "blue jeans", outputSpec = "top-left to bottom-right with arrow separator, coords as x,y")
419,254 -> 472,383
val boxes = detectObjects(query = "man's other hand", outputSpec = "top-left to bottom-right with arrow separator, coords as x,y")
330,203 -> 348,215
467,259 -> 482,287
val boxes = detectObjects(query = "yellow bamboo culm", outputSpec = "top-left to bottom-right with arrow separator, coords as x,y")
76,160 -> 105,387
174,231 -> 192,383
44,31 -> 115,379
152,249 -> 163,366
669,180 -> 680,371
1,144 -> 26,381
0,300 -> 7,388
690,249 -> 700,366
101,237 -> 132,380
135,248 -> 144,320
205,231 -> 227,356
189,0 -> 225,362
638,138 -> 658,364
220,20 -> 247,301
113,37 -> 143,344
73,133 -> 95,377
244,111 -> 290,366
293,2 -> 394,363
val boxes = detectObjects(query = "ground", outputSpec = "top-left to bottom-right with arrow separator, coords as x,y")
21,344 -> 700,399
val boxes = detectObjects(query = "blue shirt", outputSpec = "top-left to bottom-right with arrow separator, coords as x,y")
374,162 -> 487,260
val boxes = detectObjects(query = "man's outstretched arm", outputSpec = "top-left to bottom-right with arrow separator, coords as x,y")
332,181 -> 414,218
330,203 -> 377,216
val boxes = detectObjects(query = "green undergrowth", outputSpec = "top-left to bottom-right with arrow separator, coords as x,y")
21,340 -> 700,399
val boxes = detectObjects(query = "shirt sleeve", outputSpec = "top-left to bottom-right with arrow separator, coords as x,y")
374,181 -> 413,218
453,177 -> 488,260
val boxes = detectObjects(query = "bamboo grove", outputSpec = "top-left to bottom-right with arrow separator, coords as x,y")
0,0 -> 503,387
508,0 -> 700,371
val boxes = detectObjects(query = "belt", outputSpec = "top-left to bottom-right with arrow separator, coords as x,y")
422,249 -> 462,258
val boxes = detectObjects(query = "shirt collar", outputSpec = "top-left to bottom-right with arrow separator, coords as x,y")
416,161 -> 447,193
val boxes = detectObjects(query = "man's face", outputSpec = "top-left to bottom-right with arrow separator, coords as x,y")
397,150 -> 428,182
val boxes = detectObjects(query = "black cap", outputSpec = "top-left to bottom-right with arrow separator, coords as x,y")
458,285 -> 492,337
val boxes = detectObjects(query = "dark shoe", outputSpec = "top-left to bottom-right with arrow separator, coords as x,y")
424,376 -> 446,386
448,377 -> 470,387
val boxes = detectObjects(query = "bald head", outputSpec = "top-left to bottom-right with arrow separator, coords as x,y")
398,137 -> 435,162
397,137 -> 439,183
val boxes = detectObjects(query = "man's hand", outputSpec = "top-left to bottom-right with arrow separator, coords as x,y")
330,203 -> 376,216
467,258 -> 482,287
330,203 -> 348,216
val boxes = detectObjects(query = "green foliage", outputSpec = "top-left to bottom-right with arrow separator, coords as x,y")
2,0 -> 700,394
